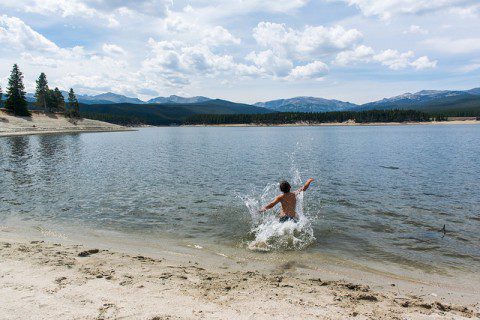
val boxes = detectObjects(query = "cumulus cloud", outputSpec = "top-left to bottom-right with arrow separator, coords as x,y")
175,0 -> 309,21
410,56 -> 437,69
373,49 -> 416,69
245,50 -> 293,77
337,0 -> 478,20
0,15 -> 146,94
334,45 -> 375,65
244,22 -> 361,79
335,46 -> 437,70
84,0 -> 169,16
2,0 -> 120,27
160,12 -> 241,47
253,22 -> 362,59
102,43 -> 126,56
142,38 -> 247,86
288,61 -> 329,80
202,26 -> 241,46
403,25 -> 429,35
0,15 -> 59,52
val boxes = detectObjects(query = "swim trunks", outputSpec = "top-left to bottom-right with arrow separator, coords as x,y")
279,216 -> 298,223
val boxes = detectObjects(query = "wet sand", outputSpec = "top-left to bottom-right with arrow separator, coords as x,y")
0,110 -> 131,137
1,236 -> 478,320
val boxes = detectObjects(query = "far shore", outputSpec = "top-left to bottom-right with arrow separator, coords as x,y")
0,110 -> 132,137
2,110 -> 478,137
184,119 -> 480,128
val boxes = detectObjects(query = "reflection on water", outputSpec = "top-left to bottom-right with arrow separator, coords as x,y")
0,126 -> 479,274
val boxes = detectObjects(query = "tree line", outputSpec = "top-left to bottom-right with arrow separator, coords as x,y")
184,109 -> 443,125
0,64 -> 80,118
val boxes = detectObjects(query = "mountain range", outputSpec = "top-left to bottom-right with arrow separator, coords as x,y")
254,97 -> 357,112
9,87 -> 480,118
79,99 -> 272,125
21,92 -> 212,105
254,88 -> 480,113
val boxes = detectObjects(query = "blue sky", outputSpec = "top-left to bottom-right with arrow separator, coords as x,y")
0,0 -> 479,104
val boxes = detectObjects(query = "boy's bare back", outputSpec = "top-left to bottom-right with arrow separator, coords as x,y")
277,192 -> 298,218
260,178 -> 315,220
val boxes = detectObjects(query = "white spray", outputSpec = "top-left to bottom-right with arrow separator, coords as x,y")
241,161 -> 316,252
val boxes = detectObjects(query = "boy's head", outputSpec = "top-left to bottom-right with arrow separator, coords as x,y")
279,180 -> 291,193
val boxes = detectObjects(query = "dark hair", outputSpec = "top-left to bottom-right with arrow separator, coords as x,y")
279,180 -> 291,193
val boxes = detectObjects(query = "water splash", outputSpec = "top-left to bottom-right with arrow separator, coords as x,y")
240,164 -> 316,252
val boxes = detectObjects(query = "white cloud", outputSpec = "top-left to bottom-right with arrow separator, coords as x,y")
231,0 -> 309,13
288,61 -> 329,80
0,15 -> 145,94
142,39 -> 245,86
423,37 -> 480,54
253,22 -> 362,59
175,0 -> 309,21
20,53 -> 58,68
246,50 -> 293,77
373,49 -> 415,70
448,3 -> 480,18
201,26 -> 241,46
334,45 -> 436,70
0,15 -> 59,52
102,43 -> 126,56
160,12 -> 241,47
2,0 -> 120,27
458,62 -> 480,73
403,25 -> 429,35
338,0 -> 477,20
334,45 -> 375,65
410,56 -> 437,69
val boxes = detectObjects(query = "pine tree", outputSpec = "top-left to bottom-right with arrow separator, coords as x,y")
35,73 -> 49,113
68,88 -> 80,117
53,87 -> 65,112
0,85 -> 3,108
5,64 -> 30,116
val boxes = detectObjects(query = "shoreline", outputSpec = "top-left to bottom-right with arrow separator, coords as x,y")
1,232 -> 478,319
0,110 -> 132,138
184,119 -> 480,127
0,128 -> 135,138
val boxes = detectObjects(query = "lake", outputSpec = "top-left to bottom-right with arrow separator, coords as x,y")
1,125 -> 479,276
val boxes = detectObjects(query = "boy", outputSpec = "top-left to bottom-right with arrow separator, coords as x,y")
260,178 -> 315,222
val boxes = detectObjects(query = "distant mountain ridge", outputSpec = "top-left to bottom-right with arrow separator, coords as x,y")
358,88 -> 480,112
360,89 -> 473,108
79,99 -> 272,126
20,92 -> 213,105
147,95 -> 210,104
255,97 -> 358,112
254,87 -> 480,113
9,87 -> 480,116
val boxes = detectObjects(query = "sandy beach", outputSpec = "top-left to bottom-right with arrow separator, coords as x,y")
0,110 -> 131,137
1,234 -> 478,320
185,119 -> 480,128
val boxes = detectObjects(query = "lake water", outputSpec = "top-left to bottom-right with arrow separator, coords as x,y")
1,125 -> 479,276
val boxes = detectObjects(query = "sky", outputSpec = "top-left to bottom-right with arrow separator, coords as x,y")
0,0 -> 479,104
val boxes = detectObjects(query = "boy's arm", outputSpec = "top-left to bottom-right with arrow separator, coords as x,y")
259,195 -> 282,212
297,178 -> 315,193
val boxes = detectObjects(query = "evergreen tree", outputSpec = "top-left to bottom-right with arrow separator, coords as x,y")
5,64 -> 30,116
53,87 -> 65,112
68,88 -> 80,117
35,72 -> 49,112
0,85 -> 3,108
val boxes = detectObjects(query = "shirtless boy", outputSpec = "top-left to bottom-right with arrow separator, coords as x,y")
260,178 -> 314,222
